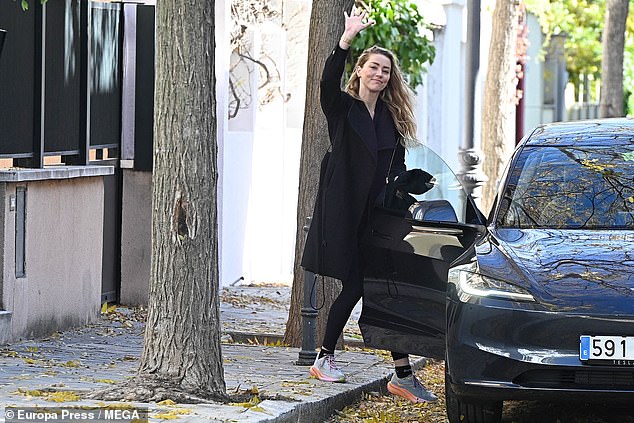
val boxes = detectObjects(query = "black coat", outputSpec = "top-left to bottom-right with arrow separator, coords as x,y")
301,45 -> 406,281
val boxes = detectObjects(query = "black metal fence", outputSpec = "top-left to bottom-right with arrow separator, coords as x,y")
0,1 -> 156,305
0,0 -> 126,168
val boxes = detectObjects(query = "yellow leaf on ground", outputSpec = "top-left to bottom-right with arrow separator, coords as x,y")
101,302 -> 117,314
47,391 -> 81,402
230,395 -> 261,409
157,399 -> 177,406
14,389 -> 81,403
15,389 -> 43,397
152,409 -> 191,420
94,379 -> 117,384
281,381 -> 310,386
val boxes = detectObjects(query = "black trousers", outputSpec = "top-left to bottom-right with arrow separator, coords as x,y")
320,229 -> 408,362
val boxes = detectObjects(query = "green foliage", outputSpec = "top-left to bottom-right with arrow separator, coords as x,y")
623,15 -> 634,115
525,0 -> 604,101
526,0 -> 634,113
347,0 -> 436,89
20,0 -> 47,11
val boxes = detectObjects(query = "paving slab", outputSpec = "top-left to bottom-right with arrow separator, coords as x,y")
0,285 -> 423,422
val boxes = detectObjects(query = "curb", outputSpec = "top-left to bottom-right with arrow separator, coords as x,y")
272,375 -> 391,423
264,356 -> 428,423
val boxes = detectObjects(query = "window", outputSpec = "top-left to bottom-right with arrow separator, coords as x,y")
498,145 -> 634,229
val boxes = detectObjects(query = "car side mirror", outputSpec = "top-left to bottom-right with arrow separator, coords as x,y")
409,199 -> 458,223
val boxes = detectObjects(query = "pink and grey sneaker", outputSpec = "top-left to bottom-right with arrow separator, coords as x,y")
387,372 -> 438,403
309,354 -> 346,383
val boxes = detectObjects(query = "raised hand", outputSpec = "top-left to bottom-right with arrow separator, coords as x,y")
343,5 -> 375,38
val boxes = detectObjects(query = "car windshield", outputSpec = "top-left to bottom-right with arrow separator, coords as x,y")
497,144 -> 634,229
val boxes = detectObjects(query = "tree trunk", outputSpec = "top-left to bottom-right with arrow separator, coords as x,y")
139,0 -> 225,399
599,0 -> 629,118
284,0 -> 354,349
481,0 -> 521,213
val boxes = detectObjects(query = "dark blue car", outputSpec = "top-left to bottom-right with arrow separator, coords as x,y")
359,118 -> 634,423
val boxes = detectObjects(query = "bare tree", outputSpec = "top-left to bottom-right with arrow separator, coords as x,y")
481,0 -> 522,213
284,0 -> 354,348
229,1 -> 281,118
599,0 -> 629,118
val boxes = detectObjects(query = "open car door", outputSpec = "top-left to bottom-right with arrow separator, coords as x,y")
359,145 -> 486,359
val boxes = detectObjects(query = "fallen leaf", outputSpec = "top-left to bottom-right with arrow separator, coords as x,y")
47,391 -> 81,402
157,399 -> 177,406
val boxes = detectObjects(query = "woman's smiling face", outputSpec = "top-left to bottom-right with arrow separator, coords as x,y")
356,53 -> 391,93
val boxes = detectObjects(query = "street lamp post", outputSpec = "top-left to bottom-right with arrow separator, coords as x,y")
296,216 -> 318,366
458,0 -> 487,203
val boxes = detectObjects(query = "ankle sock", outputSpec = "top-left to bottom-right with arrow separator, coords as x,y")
318,347 -> 334,359
395,364 -> 413,379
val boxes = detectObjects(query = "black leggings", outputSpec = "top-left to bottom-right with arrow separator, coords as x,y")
320,249 -> 408,362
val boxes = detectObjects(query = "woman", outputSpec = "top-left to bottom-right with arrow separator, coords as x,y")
301,6 -> 438,404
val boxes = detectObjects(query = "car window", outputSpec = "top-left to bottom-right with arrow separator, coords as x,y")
382,144 -> 483,225
497,144 -> 634,229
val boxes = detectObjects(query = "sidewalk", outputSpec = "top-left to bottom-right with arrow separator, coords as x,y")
0,285 -> 425,422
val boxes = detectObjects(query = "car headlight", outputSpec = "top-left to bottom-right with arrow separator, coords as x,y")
448,262 -> 535,302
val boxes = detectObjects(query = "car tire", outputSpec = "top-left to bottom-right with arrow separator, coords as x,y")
445,365 -> 502,423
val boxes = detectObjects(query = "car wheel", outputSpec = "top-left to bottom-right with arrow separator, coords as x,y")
445,365 -> 502,423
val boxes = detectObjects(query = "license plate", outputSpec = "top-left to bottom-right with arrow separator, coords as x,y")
580,335 -> 634,361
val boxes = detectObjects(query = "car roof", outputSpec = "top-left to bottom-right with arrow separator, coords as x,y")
524,118 -> 634,147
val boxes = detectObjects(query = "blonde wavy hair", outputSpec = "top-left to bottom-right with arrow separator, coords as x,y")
345,45 -> 419,148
